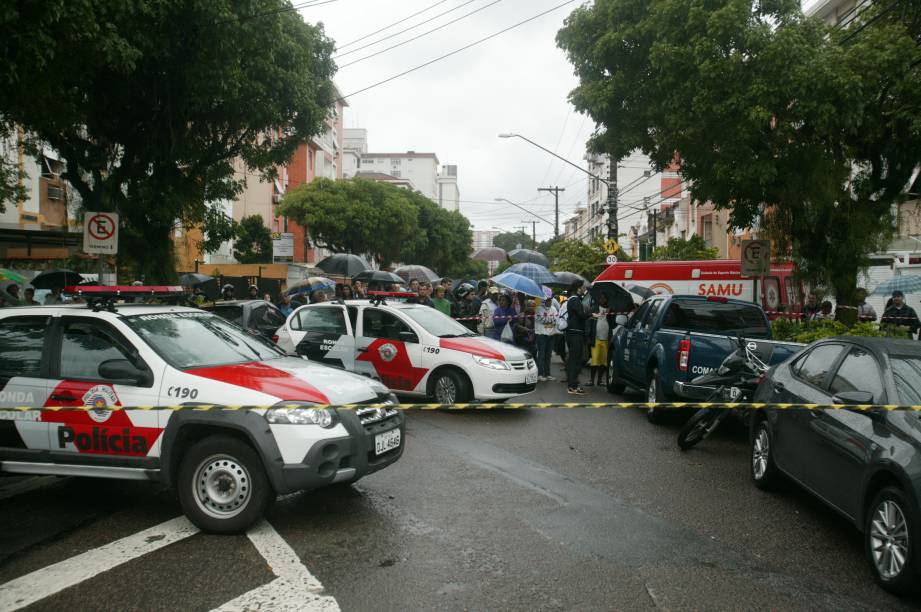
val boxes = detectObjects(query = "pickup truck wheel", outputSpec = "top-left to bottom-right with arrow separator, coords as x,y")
646,368 -> 666,424
177,435 -> 272,534
607,356 -> 625,394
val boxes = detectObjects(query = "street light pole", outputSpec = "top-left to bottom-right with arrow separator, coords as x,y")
498,133 -> 610,186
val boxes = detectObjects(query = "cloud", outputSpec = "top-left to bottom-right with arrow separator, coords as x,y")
304,0 -> 596,240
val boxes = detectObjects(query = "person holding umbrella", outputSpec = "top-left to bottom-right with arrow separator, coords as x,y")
478,287 -> 499,337
587,293 -> 612,387
44,286 -> 63,305
23,286 -> 39,305
493,293 -> 517,343
534,293 -> 557,381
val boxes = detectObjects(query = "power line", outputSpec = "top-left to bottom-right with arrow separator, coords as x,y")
234,0 -> 339,23
339,0 -> 579,100
335,0 -> 453,49
335,0 -> 485,60
337,0 -> 506,69
839,0 -> 903,44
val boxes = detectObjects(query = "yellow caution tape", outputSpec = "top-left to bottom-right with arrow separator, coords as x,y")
5,402 -> 921,412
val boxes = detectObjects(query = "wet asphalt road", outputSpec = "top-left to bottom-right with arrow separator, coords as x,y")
1,360 -> 918,611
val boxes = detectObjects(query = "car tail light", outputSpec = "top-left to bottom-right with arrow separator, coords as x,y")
706,296 -> 728,303
678,339 -> 691,372
272,334 -> 279,343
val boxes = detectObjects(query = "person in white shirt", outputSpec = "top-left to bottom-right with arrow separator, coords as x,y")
535,295 -> 558,381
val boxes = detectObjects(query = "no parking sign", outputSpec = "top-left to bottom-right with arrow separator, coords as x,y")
83,212 -> 119,255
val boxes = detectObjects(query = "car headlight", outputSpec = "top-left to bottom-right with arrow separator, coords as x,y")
377,392 -> 399,406
473,355 -> 511,370
266,403 -> 336,428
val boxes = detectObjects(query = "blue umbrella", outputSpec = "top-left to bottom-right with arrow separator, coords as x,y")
871,275 -> 921,296
287,276 -> 336,296
505,262 -> 557,285
491,272 -> 543,298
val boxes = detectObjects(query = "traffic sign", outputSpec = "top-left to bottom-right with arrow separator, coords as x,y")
605,254 -> 618,265
83,212 -> 119,255
272,232 -> 294,262
741,239 -> 770,276
604,239 -> 619,255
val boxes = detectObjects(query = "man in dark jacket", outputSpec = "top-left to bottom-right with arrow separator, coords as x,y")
881,290 -> 920,337
565,281 -> 589,394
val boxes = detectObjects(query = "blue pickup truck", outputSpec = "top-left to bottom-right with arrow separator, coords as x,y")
607,294 -> 803,423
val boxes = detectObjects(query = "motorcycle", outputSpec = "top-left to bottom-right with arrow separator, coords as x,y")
675,336 -> 769,451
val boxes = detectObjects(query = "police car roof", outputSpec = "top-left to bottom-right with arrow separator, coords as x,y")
5,303 -> 205,317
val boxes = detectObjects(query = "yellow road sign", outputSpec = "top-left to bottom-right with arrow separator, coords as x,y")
604,239 -> 619,255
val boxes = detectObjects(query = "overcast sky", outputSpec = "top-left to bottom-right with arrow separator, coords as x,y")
299,0 -> 596,241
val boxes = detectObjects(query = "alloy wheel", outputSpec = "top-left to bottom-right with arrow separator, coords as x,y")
193,454 -> 252,519
435,376 -> 457,404
752,427 -> 770,481
870,500 -> 910,580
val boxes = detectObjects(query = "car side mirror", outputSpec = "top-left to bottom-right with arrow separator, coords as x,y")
615,315 -> 628,326
398,331 -> 418,344
832,391 -> 874,406
98,359 -> 146,385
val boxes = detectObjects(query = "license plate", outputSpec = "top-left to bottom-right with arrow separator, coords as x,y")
526,372 -> 538,384
375,428 -> 401,455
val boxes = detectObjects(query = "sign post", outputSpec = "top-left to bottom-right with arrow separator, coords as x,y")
272,232 -> 294,263
83,212 -> 119,286
741,239 -> 771,308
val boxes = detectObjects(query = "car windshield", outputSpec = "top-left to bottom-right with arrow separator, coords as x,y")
889,356 -> 921,407
398,305 -> 476,337
123,311 -> 285,369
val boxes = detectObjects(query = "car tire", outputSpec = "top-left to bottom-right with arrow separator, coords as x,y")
750,419 -> 780,490
607,355 -> 626,394
177,435 -> 272,534
646,367 -> 666,424
864,486 -> 919,594
430,369 -> 471,405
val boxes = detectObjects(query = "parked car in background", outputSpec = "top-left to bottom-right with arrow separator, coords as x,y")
751,337 -> 921,593
607,294 -> 803,423
206,299 -> 287,341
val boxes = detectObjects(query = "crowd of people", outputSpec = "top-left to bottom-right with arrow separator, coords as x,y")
799,288 -> 921,336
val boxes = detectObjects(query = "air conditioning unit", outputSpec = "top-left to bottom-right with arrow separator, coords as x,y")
47,186 -> 64,200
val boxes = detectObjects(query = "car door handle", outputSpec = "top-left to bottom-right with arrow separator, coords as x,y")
50,393 -> 76,401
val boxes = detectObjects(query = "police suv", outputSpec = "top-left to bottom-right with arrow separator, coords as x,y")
0,286 -> 404,533
274,292 -> 538,404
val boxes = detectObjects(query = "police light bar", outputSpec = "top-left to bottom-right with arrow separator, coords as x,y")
63,285 -> 185,297
367,291 -> 417,298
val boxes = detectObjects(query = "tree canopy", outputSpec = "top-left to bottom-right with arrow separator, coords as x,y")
547,239 -> 611,280
278,178 -> 474,273
557,0 -> 921,303
0,0 -> 336,281
233,215 -> 272,264
493,231 -> 532,253
651,235 -> 720,261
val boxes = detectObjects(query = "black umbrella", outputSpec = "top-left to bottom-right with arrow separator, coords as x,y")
472,246 -> 507,262
352,270 -> 404,285
588,282 -> 635,313
317,254 -> 370,277
549,271 -> 588,288
625,283 -> 655,301
178,272 -> 214,287
508,248 -> 550,267
30,269 -> 84,289
394,265 -> 439,283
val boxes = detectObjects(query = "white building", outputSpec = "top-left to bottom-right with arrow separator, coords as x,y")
341,127 -> 367,179
472,229 -> 499,250
804,0 -> 860,25
358,152 -> 439,201
436,165 -> 459,212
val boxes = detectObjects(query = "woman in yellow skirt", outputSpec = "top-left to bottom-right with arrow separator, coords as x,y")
587,293 -> 611,387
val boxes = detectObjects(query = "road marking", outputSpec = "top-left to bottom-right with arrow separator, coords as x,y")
0,516 -> 199,610
212,520 -> 339,611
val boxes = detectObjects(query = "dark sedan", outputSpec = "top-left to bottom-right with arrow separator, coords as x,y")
205,299 -> 287,340
751,336 -> 921,593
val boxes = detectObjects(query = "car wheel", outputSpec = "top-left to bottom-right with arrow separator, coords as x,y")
646,367 -> 666,424
750,419 -> 779,490
177,435 -> 272,534
865,486 -> 919,594
607,356 -> 626,394
431,369 -> 471,405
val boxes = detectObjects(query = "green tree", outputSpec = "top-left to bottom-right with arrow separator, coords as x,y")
233,215 -> 272,264
493,231 -> 532,253
557,0 -> 921,306
399,190 -> 474,276
651,235 -> 720,261
0,0 -> 336,282
547,239 -> 611,280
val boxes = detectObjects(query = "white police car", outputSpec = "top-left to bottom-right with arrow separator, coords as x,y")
274,293 -> 538,404
0,286 -> 404,533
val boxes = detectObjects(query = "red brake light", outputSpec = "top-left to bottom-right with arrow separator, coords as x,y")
706,296 -> 728,303
678,339 -> 691,372
272,334 -> 279,344
367,291 -> 417,298
63,285 -> 185,297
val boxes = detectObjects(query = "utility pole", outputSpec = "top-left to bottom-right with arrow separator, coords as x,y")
605,155 -> 619,243
537,186 -> 565,238
522,219 -> 538,248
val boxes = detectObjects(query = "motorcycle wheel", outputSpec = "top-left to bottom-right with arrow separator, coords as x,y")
677,408 -> 721,450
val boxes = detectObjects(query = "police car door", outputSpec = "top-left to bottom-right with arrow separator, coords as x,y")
46,317 -> 162,463
291,305 -> 356,370
0,315 -> 51,456
356,308 -> 427,393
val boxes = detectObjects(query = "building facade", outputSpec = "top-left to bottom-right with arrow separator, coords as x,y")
436,165 -> 459,212
358,152 -> 439,200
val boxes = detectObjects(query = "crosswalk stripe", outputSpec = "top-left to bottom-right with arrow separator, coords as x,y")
0,516 -> 199,611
